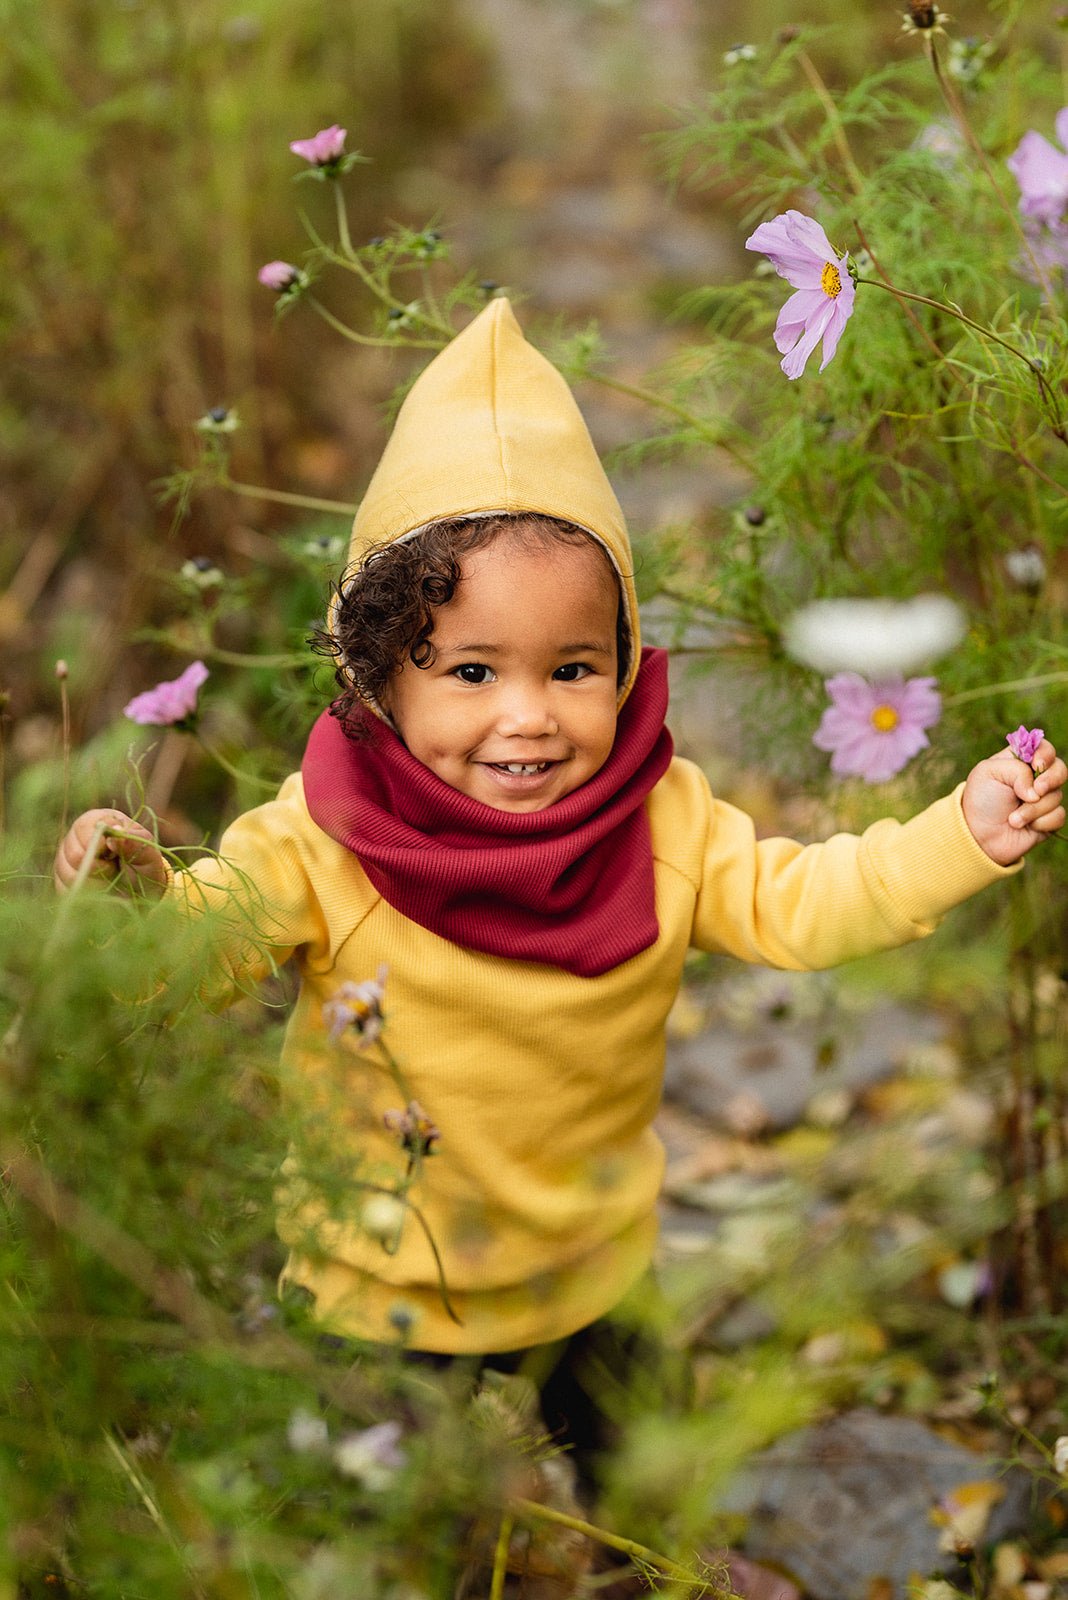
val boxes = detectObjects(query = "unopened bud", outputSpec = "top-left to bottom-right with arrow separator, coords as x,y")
777,24 -> 800,43
361,1193 -> 406,1244
55,660 -> 69,681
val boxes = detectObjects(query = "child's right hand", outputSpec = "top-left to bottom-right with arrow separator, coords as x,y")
54,809 -> 168,894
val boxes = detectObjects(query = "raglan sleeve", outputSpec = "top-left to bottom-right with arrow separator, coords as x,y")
162,773 -> 334,998
683,767 -> 1020,970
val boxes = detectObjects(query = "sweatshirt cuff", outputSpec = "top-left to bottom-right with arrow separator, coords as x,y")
864,782 -> 1021,935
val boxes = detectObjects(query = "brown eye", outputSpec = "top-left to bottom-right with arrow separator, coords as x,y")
454,663 -> 493,684
553,663 -> 591,682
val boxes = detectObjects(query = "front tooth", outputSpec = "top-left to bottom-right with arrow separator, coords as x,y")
505,763 -> 542,774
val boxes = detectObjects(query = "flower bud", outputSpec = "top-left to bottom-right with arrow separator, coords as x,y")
195,406 -> 240,434
181,557 -> 225,590
360,1193 -> 406,1244
257,261 -> 305,294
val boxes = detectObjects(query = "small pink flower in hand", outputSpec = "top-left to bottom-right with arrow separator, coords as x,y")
124,661 -> 208,727
1006,726 -> 1045,767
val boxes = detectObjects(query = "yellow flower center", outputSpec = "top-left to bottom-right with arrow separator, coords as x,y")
871,705 -> 899,733
821,261 -> 842,299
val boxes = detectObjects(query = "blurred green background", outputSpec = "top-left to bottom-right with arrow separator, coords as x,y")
5,0 -> 1050,769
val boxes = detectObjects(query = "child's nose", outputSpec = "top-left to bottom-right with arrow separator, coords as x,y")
496,686 -> 559,738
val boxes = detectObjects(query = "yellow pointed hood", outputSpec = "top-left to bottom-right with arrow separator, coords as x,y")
344,297 -> 642,700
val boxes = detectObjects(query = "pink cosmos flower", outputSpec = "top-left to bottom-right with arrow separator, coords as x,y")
289,125 -> 347,166
1008,111 -> 1068,228
744,210 -> 857,379
257,260 -> 301,292
812,674 -> 941,783
124,661 -> 209,727
1006,726 -> 1044,766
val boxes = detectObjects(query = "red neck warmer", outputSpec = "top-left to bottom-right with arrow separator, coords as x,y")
301,648 -> 674,978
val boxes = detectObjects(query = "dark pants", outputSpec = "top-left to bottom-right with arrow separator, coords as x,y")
380,1295 -> 691,1499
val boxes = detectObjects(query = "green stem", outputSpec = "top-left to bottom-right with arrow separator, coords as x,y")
191,646 -> 309,671
489,1514 -> 514,1600
400,1196 -> 462,1325
855,278 -> 1067,438
193,737 -> 279,793
308,296 -> 439,349
797,49 -> 865,197
302,211 -> 456,340
135,631 -> 309,671
333,183 -> 355,260
926,36 -> 1059,305
508,1498 -> 707,1587
221,475 -> 359,516
851,221 -> 949,366
942,670 -> 1068,708
420,264 -> 444,327
356,1174 -> 461,1326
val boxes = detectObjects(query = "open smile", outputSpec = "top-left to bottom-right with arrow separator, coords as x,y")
490,761 -> 554,775
478,758 -> 564,795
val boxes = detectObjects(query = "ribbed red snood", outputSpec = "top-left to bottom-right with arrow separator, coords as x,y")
301,648 -> 673,977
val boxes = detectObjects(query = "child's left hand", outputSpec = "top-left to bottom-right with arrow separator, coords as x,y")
962,737 -> 1068,866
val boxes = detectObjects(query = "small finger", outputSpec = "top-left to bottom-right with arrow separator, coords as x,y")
1034,758 -> 1067,799
1012,794 -> 1065,829
1031,738 -> 1059,779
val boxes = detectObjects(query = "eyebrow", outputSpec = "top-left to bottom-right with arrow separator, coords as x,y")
440,641 -> 614,656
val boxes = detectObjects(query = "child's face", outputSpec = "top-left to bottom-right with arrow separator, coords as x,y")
384,534 -> 620,812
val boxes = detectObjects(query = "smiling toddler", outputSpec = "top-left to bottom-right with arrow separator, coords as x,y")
55,298 -> 1068,1493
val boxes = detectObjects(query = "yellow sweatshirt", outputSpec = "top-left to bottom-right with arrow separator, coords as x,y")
171,765 -> 1010,1354
165,299 -> 1013,1353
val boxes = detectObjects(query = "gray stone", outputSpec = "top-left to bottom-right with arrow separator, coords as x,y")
664,989 -> 944,1133
715,1409 -> 1034,1600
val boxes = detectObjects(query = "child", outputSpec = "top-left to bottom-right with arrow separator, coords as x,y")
55,298 -> 1066,1482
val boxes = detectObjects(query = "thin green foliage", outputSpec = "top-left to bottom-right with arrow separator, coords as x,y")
6,4 -> 1068,1595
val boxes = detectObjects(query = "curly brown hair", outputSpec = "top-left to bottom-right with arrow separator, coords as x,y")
312,513 -> 631,732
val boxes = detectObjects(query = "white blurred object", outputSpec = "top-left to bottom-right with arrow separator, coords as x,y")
1004,545 -> 1046,591
783,594 -> 966,676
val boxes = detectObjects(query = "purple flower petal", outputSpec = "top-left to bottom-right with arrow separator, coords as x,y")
781,302 -> 836,379
812,674 -> 942,783
290,125 -> 347,165
1006,726 -> 1044,764
258,260 -> 300,291
747,210 -> 856,379
773,288 -> 828,353
746,210 -> 838,284
817,278 -> 857,369
124,661 -> 209,727
1008,124 -> 1068,227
